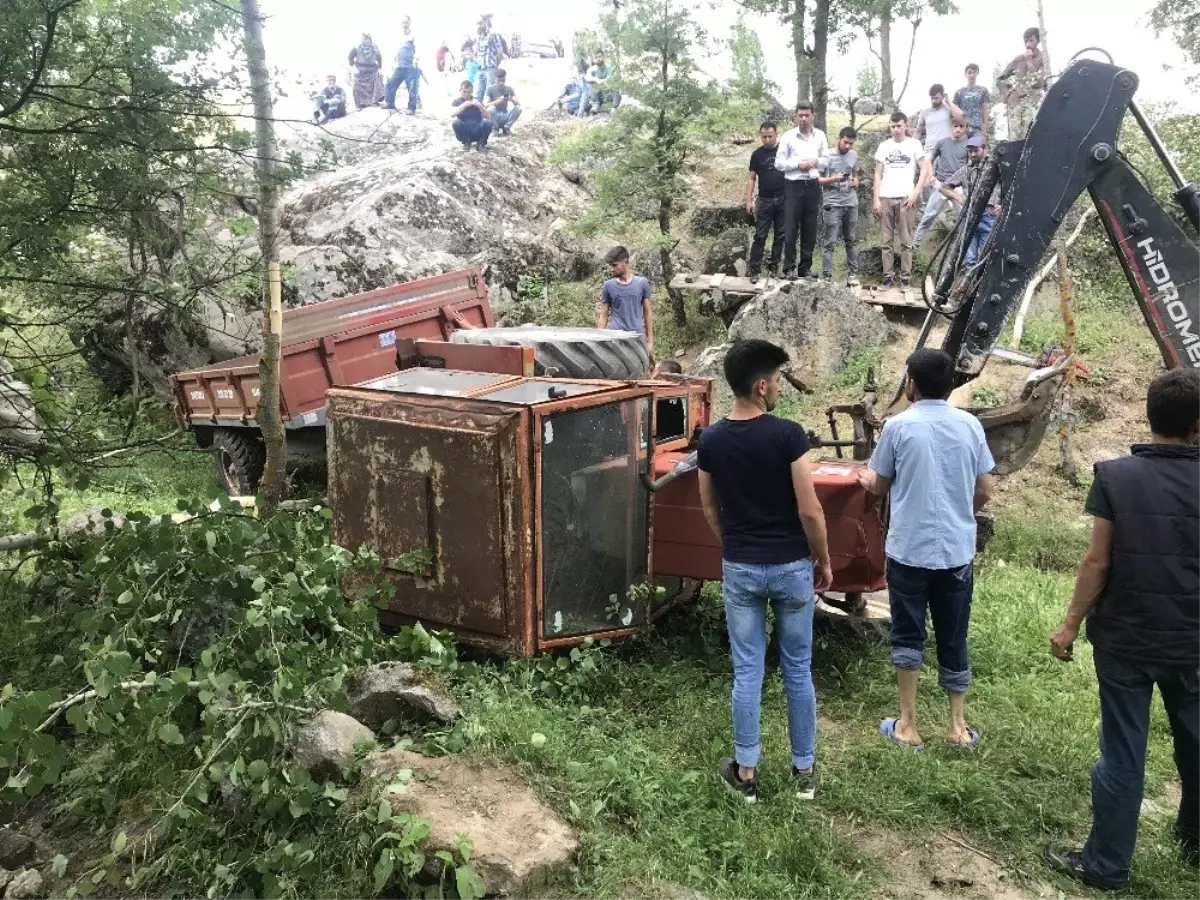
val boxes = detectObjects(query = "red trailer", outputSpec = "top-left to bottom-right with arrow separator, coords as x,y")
170,268 -> 501,493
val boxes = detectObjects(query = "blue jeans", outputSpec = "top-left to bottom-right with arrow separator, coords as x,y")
722,558 -> 817,771
385,65 -> 419,112
577,82 -> 621,116
474,67 -> 498,101
452,118 -> 493,147
965,210 -> 995,267
492,105 -> 522,132
886,558 -> 973,693
1083,648 -> 1199,884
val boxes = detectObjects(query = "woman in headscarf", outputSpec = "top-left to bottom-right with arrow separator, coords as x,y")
348,33 -> 385,109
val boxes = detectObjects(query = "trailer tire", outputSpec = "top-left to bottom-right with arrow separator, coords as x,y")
450,326 -> 650,380
211,428 -> 266,497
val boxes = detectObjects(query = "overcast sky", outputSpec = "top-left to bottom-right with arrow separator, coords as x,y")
259,0 -> 1196,114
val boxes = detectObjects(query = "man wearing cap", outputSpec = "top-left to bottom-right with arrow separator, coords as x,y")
313,75 -> 347,124
940,135 -> 1002,267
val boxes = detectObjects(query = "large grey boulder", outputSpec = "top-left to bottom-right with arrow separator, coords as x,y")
728,281 -> 890,383
705,227 -> 752,277
692,281 -> 890,416
365,748 -> 578,897
291,710 -> 376,780
345,662 -> 460,731
5,868 -> 44,900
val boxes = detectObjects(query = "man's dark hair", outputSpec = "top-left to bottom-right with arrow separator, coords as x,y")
460,79 -> 474,90
890,111 -> 908,124
1146,368 -> 1200,438
655,359 -> 683,374
906,348 -> 955,400
795,101 -> 813,113
965,62 -> 980,73
929,83 -> 945,96
839,126 -> 857,140
1024,27 -> 1040,42
724,340 -> 789,399
496,67 -> 507,79
760,120 -> 778,132
604,245 -> 630,265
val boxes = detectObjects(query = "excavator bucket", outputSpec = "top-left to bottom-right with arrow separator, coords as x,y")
968,358 -> 1070,476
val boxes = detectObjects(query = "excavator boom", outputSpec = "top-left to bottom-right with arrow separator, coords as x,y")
935,58 -> 1199,383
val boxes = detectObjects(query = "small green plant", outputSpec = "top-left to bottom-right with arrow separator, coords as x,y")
515,272 -> 547,302
970,385 -> 1005,408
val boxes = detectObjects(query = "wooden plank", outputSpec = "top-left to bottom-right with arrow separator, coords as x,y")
669,274 -> 764,294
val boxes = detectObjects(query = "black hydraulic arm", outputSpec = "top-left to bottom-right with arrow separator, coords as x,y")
941,59 -> 1200,382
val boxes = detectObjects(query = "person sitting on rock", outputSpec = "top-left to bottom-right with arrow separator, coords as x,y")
313,75 -> 347,124
450,79 -> 493,151
484,68 -> 521,135
578,52 -> 618,116
557,76 -> 583,115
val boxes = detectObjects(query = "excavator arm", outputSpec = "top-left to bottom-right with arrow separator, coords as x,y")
935,57 -> 1199,382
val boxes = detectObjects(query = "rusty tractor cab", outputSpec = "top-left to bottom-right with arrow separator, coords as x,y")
327,339 -> 887,655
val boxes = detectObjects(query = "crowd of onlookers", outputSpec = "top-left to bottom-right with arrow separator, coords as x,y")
311,13 -> 557,151
743,25 -> 1046,289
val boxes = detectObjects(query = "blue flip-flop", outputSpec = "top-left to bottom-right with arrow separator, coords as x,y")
879,717 -> 924,752
948,727 -> 981,750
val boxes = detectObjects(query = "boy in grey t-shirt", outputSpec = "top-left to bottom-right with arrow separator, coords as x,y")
817,127 -> 862,284
596,245 -> 654,350
914,117 -> 968,248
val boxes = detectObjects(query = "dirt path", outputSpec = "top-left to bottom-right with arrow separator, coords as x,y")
842,822 -> 1066,900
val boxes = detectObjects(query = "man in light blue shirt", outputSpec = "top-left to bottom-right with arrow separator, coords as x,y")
857,348 -> 995,751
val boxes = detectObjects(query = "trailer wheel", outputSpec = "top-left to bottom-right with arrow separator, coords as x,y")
450,326 -> 650,380
211,428 -> 266,496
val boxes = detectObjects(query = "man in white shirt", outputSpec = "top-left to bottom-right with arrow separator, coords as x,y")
872,112 -> 930,289
774,102 -> 828,279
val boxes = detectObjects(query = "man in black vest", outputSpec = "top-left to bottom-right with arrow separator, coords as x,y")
1045,367 -> 1199,889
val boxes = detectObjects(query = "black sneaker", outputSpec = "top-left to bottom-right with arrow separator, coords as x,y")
900,276 -> 911,289
821,273 -> 833,282
747,268 -> 761,281
1043,844 -> 1127,891
781,270 -> 797,280
881,275 -> 896,289
792,764 -> 819,801
717,758 -> 758,804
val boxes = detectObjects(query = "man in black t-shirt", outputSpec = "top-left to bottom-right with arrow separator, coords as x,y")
697,339 -> 833,804
1046,368 -> 1200,889
745,122 -> 786,280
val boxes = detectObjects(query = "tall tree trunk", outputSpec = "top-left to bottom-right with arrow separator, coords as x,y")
812,0 -> 831,132
658,201 -> 684,327
789,0 -> 809,105
240,0 -> 286,511
879,3 -> 895,107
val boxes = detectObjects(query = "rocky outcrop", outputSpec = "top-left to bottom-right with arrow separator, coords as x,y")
291,710 -> 376,779
689,204 -> 750,237
75,100 -> 593,393
345,662 -> 460,731
364,748 -> 577,897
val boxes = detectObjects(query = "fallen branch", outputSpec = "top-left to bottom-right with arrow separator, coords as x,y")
84,432 -> 177,464
1011,206 -> 1095,348
0,496 -> 327,553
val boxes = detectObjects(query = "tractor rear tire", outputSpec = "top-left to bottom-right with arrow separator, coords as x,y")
211,428 -> 266,497
450,326 -> 650,380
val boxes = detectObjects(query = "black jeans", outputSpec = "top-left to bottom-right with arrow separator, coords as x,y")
885,558 -> 973,693
783,179 -> 822,275
748,194 -> 785,275
1083,648 -> 1199,884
